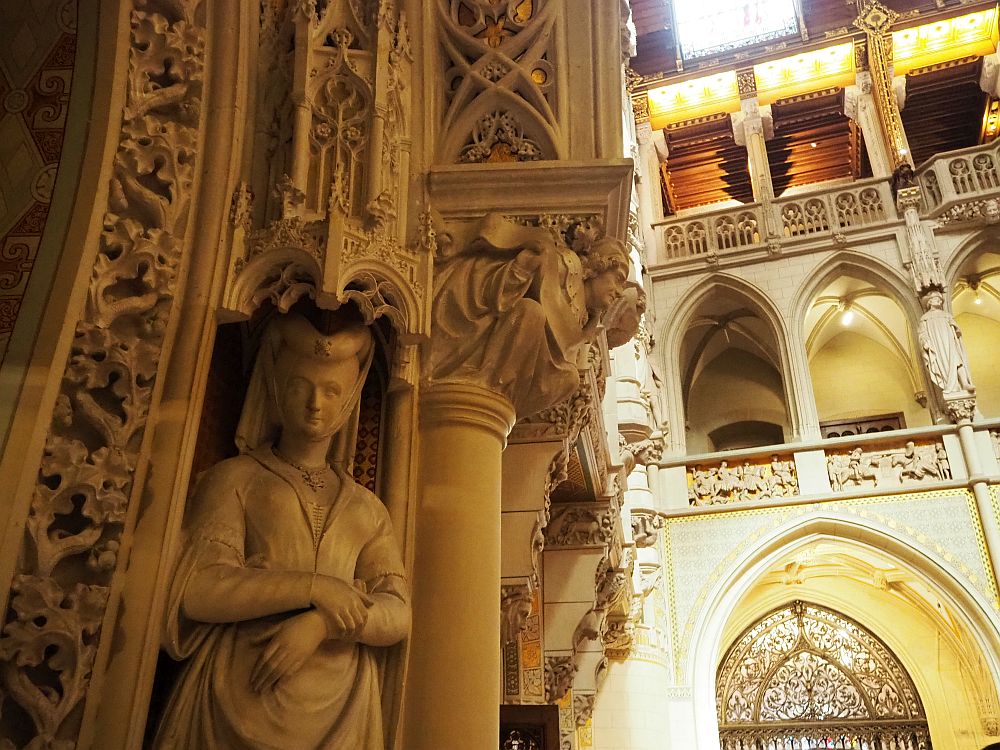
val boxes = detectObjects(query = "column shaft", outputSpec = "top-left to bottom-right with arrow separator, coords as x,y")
403,383 -> 515,750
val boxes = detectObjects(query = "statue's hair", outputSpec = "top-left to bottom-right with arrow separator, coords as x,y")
581,237 -> 630,280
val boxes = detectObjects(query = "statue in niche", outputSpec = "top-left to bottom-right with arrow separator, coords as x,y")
917,290 -> 975,396
153,312 -> 409,749
428,213 -> 630,416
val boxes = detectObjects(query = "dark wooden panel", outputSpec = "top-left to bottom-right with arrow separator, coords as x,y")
902,57 -> 988,166
661,114 -> 753,211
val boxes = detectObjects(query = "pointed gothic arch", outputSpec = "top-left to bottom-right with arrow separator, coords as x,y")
716,600 -> 931,749
661,272 -> 803,453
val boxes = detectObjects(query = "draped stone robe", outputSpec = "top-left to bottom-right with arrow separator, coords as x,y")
153,447 -> 408,750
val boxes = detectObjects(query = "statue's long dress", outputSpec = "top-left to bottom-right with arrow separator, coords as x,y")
153,448 -> 408,750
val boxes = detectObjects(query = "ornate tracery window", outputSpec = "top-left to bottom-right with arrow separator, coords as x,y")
716,601 -> 931,750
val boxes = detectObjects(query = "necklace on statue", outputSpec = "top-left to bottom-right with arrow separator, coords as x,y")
272,447 -> 330,492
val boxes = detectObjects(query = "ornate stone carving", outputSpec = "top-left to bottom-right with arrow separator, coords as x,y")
602,616 -> 636,659
544,656 -> 577,703
603,281 -> 646,349
621,435 -> 664,467
545,505 -> 615,548
946,397 -> 977,424
688,456 -> 798,506
573,693 -> 596,726
437,0 -> 560,162
501,583 -> 534,650
428,213 -> 628,418
631,511 -> 664,548
222,0 -> 429,337
460,110 -> 542,163
936,198 -> 1000,227
0,0 -> 206,743
826,441 -> 948,491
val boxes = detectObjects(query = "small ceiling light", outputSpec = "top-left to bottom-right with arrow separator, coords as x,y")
838,300 -> 854,326
810,142 -> 818,148
970,278 -> 983,304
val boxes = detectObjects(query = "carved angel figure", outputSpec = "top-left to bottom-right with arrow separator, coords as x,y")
429,214 -> 629,417
153,313 -> 409,749
918,291 -> 975,396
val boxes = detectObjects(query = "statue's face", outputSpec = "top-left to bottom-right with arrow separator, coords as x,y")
584,267 -> 627,311
277,355 -> 360,441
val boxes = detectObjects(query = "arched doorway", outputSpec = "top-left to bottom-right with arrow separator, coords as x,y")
716,600 -> 931,749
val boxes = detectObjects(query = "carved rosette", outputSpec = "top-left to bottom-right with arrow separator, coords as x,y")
0,0 -> 206,744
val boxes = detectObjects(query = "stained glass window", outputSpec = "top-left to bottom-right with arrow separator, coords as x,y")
673,0 -> 800,60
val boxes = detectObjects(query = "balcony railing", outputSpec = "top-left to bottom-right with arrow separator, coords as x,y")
915,138 -> 1000,217
653,178 -> 897,262
657,423 -> 980,512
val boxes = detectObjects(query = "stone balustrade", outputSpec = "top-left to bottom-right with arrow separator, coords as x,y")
917,138 -> 1000,217
652,423 -> 1000,512
652,177 -> 896,262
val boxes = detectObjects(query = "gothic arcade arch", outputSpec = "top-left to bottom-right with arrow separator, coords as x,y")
661,273 -> 803,454
791,253 -> 933,431
687,513 -> 1000,750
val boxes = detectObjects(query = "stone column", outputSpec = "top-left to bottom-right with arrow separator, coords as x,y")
403,383 -> 516,750
731,78 -> 778,240
855,2 -> 911,169
845,72 -> 894,178
403,213 -> 634,749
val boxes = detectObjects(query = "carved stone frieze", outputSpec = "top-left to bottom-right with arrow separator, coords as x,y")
545,505 -> 615,548
826,440 -> 949,491
222,0 -> 429,337
0,0 -> 206,743
544,656 -> 577,703
935,198 -> 1000,228
688,456 -> 798,506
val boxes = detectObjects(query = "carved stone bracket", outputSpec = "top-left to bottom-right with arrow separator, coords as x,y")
545,504 -> 617,549
630,510 -> 664,548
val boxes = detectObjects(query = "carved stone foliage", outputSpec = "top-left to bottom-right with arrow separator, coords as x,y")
826,440 -> 949,491
0,0 -> 206,744
437,0 -> 560,162
222,0 -> 430,341
935,198 -> 1000,228
573,693 -> 596,727
688,456 -> 798,506
717,601 -> 929,743
545,505 -> 615,548
544,655 -> 577,703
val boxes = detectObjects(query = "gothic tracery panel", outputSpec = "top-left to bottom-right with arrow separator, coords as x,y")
716,601 -> 931,749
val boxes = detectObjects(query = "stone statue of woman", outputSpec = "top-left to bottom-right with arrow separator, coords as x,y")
917,290 -> 975,396
153,313 -> 409,749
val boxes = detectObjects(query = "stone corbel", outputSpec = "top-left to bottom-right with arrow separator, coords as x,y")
603,282 -> 646,349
